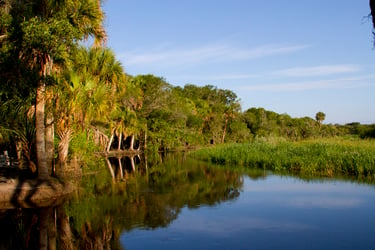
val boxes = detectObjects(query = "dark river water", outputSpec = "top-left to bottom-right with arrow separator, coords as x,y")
1,153 -> 375,249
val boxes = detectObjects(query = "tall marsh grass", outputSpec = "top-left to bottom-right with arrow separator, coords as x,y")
192,137 -> 375,179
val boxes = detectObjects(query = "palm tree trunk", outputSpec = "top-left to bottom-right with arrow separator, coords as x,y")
107,134 -> 114,152
57,128 -> 72,165
117,132 -> 122,150
36,81 -> 48,179
46,111 -> 54,175
221,117 -> 228,144
144,123 -> 147,150
36,55 -> 53,180
15,139 -> 22,161
106,128 -> 115,152
130,135 -> 135,150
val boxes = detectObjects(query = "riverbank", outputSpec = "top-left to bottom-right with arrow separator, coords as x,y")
0,169 -> 73,209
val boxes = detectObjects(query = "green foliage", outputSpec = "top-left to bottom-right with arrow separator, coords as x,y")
242,108 -> 342,140
21,17 -> 74,65
193,137 -> 375,181
68,131 -> 101,164
315,111 -> 326,124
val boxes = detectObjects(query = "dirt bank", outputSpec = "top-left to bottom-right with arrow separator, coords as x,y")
0,176 -> 73,209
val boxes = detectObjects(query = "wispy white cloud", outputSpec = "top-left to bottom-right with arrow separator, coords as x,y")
170,73 -> 261,82
169,66 -> 372,88
274,64 -> 362,77
119,43 -> 310,67
239,76 -> 375,92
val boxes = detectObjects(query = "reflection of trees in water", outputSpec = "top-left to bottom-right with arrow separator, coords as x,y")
97,153 -> 244,228
0,153 -> 246,248
0,205 -> 75,250
66,153 -> 246,246
0,204 -> 120,250
105,154 -> 144,182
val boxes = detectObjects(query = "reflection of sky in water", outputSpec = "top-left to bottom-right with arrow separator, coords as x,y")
172,209 -> 317,234
121,175 -> 375,250
244,176 -> 373,209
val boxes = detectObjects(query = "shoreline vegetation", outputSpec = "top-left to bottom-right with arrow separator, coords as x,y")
192,137 -> 375,181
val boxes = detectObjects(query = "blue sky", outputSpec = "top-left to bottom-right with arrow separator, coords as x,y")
103,0 -> 375,124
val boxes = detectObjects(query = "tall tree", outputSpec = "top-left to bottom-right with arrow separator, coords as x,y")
2,0 -> 106,179
315,111 -> 326,129
132,75 -> 172,149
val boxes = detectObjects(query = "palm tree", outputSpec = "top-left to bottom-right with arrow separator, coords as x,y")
55,71 -> 111,164
315,112 -> 326,129
108,106 -> 138,152
70,46 -> 124,146
55,46 -> 125,161
4,0 -> 106,179
0,97 -> 36,171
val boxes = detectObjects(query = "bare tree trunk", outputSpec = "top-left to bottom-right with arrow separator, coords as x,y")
36,55 -> 53,180
36,81 -> 48,180
57,128 -> 72,165
144,124 -> 147,150
16,139 -> 22,161
106,129 -> 115,152
46,111 -> 54,175
221,117 -> 228,144
118,132 -> 122,150
130,135 -> 135,150
94,128 -> 100,144
143,154 -> 148,171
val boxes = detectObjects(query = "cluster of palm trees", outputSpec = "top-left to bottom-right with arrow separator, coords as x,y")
0,0 -> 138,179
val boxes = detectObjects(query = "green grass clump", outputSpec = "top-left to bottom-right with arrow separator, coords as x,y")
192,137 -> 375,179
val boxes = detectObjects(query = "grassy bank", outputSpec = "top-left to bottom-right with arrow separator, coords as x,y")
192,137 -> 375,179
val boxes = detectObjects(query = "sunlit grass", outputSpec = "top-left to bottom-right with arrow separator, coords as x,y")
192,137 -> 375,180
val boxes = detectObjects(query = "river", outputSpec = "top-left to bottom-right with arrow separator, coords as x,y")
1,153 -> 375,249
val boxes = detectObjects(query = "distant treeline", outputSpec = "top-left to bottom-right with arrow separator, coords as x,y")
240,108 -> 375,140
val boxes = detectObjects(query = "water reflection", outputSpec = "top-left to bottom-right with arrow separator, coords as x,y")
105,154 -> 143,182
0,205 -> 72,250
2,153 -> 374,249
122,176 -> 375,250
0,153 -> 244,248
